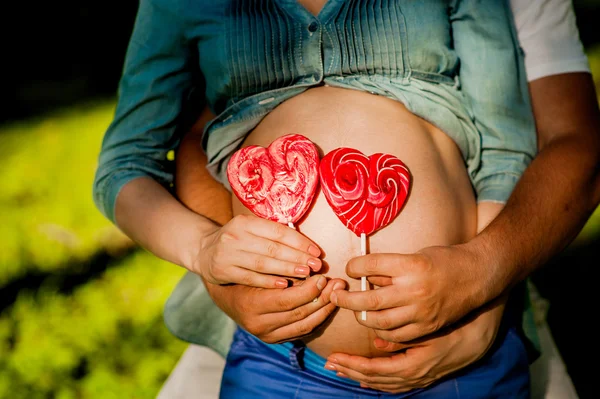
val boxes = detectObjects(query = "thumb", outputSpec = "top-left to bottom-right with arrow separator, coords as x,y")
367,276 -> 393,287
374,338 -> 409,353
323,278 -> 347,296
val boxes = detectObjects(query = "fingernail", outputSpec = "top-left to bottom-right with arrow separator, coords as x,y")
316,276 -> 326,290
307,258 -> 321,269
295,266 -> 310,275
329,357 -> 339,364
330,291 -> 337,304
324,363 -> 336,371
337,372 -> 347,378
275,280 -> 288,288
308,245 -> 321,257
333,282 -> 345,291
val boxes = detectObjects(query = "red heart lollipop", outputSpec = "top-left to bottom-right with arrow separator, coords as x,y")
227,134 -> 320,224
319,148 -> 411,236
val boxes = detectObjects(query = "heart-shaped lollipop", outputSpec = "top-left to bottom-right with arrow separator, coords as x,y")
227,134 -> 320,224
319,148 -> 411,236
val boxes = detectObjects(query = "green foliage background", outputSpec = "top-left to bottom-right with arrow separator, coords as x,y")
0,103 -> 187,398
1,48 -> 599,399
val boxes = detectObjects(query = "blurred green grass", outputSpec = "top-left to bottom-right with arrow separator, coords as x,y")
0,101 -> 132,285
0,47 -> 599,399
0,251 -> 186,399
0,101 -> 186,398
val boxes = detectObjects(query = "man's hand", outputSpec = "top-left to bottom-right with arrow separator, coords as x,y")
331,244 -> 485,342
209,275 -> 346,343
324,296 -> 506,393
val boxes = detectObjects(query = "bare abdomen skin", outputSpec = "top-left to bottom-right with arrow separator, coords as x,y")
231,86 -> 477,358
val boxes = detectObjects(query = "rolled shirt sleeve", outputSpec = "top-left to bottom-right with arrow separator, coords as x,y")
93,0 -> 203,223
450,0 -> 538,203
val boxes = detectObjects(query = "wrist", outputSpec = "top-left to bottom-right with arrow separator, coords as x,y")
201,277 -> 242,323
458,233 -> 513,306
201,274 -> 225,303
180,214 -> 220,275
465,294 -> 508,359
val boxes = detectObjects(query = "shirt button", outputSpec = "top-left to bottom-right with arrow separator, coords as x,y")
308,21 -> 319,32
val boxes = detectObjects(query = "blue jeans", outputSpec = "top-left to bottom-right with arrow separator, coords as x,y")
220,326 -> 530,399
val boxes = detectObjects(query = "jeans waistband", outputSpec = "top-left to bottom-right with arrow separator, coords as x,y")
243,329 -> 361,387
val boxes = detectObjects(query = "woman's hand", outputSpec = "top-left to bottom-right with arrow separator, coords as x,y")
331,244 -> 487,342
207,275 -> 346,343
192,214 -> 324,288
323,295 -> 506,393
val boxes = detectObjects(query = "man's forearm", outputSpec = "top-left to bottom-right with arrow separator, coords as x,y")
175,106 -> 232,226
468,73 -> 600,304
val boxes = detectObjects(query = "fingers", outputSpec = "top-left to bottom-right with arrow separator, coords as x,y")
345,253 -> 399,278
260,275 -> 330,313
346,253 -> 427,279
324,352 -> 437,393
372,324 -> 426,343
234,251 -> 314,279
367,276 -> 393,287
326,353 -> 406,377
238,214 -> 322,258
207,214 -> 325,286
324,354 -> 407,386
245,235 -> 322,272
328,364 -> 398,386
331,285 -> 401,312
264,300 -> 338,343
216,267 -> 293,289
273,279 -> 346,325
262,279 -> 344,342
373,338 -> 409,353
352,306 -> 414,331
247,278 -> 346,343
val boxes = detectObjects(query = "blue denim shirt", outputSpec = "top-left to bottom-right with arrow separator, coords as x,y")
93,0 -> 539,358
93,0 -> 536,224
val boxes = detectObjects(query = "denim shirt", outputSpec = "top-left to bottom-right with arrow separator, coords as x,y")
93,0 -> 539,358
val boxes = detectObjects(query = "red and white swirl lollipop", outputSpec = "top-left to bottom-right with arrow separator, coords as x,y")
320,148 -> 411,319
227,134 -> 320,228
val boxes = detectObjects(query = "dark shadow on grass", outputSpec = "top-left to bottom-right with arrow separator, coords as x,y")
0,246 -> 137,314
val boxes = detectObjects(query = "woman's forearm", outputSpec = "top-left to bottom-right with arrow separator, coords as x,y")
114,177 -> 218,271
467,73 -> 600,305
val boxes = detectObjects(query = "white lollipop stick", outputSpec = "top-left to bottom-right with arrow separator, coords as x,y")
361,233 -> 367,321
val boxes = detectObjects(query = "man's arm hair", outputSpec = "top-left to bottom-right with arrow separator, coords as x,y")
469,72 -> 600,304
175,106 -> 233,226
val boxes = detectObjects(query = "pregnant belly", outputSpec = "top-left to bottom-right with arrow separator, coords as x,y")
231,86 -> 477,358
